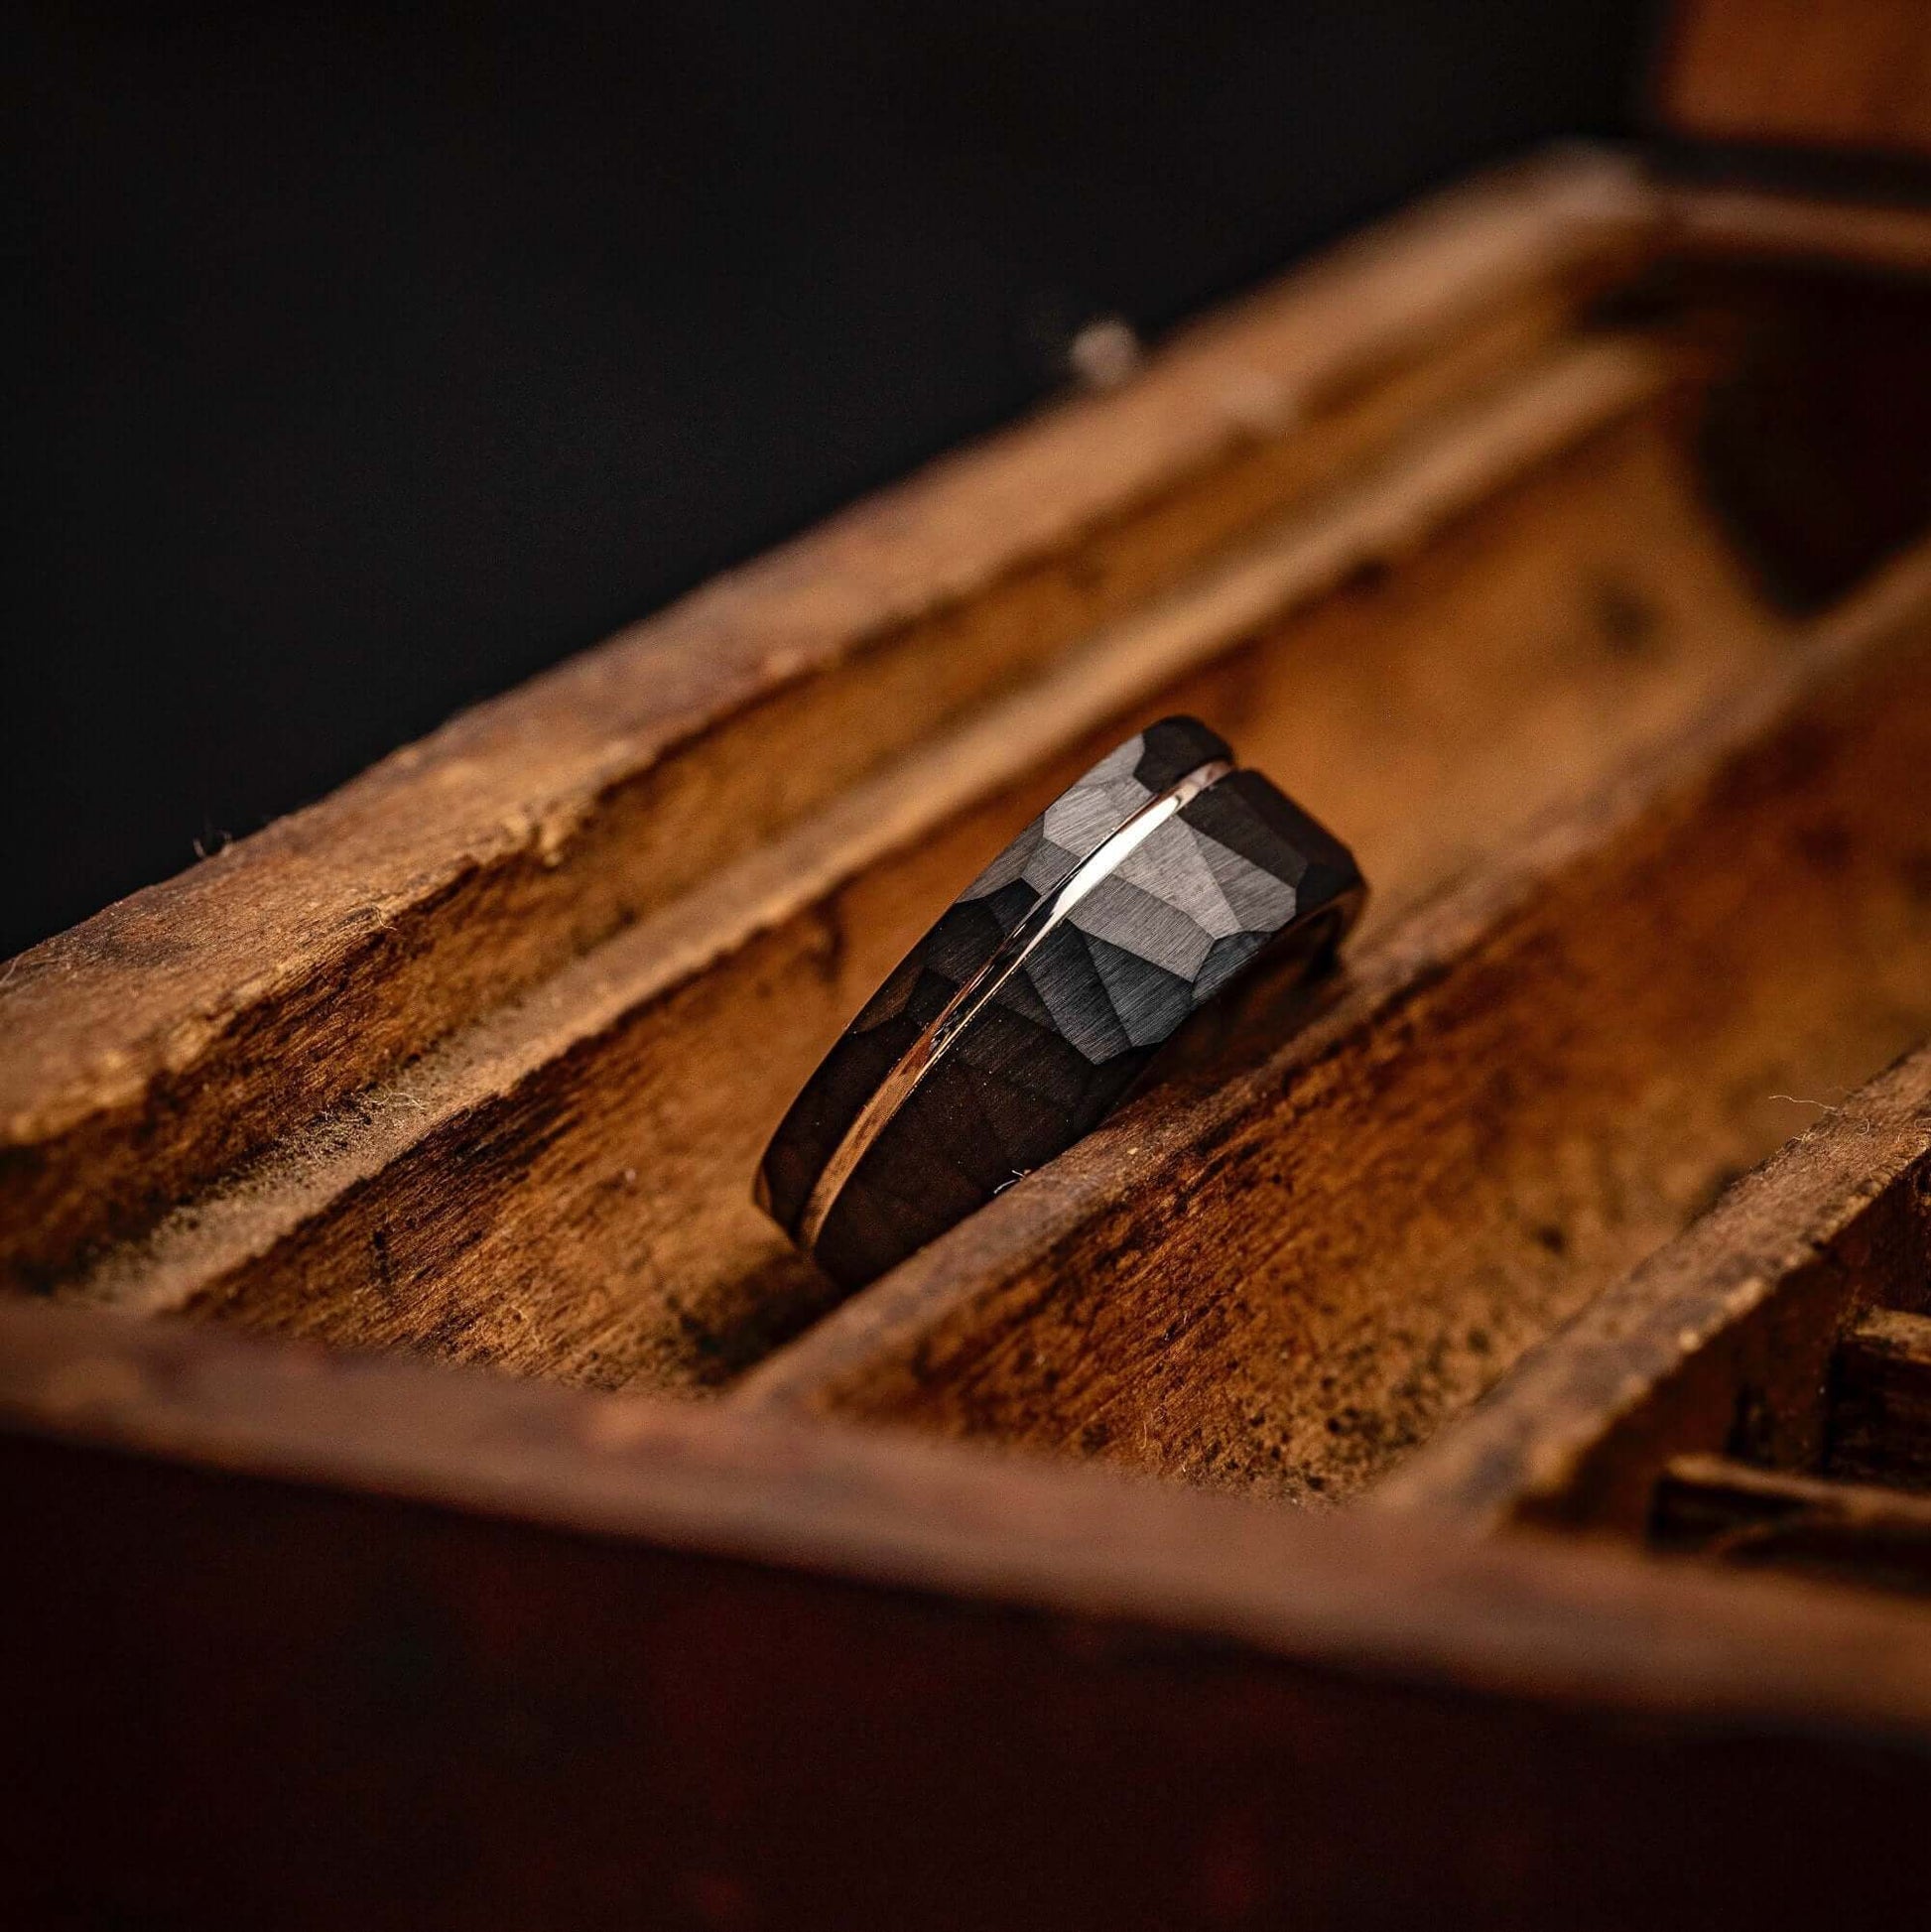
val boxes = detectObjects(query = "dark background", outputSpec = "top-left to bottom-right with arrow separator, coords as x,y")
9,3 -> 1648,960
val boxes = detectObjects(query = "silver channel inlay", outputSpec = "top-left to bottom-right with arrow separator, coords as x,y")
798,756 -> 1232,1253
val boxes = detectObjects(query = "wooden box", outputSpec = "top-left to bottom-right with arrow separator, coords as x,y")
7,4 -> 1931,1924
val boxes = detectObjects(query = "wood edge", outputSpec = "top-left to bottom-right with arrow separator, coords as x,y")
728,538 -> 1931,1420
0,146 -> 1654,1154
1373,1038 -> 1931,1529
12,1293 -> 1931,1744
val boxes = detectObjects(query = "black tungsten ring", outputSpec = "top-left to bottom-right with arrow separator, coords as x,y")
754,716 -> 1365,1287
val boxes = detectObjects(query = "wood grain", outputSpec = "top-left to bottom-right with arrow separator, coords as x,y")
2,140 -> 1931,1928
0,150 -> 1651,1300
10,1290 -> 1931,1723
16,1297 -> 1931,1926
1380,1043 -> 1931,1530
9,164 -> 1928,1416
50,349 -> 1779,1392
737,546 -> 1931,1499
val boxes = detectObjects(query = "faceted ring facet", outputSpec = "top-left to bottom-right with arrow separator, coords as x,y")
754,716 -> 1366,1288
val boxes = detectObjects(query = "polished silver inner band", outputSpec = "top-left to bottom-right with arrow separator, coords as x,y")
797,755 -> 1233,1253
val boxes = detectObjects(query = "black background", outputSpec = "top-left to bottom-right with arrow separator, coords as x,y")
9,3 -> 1648,959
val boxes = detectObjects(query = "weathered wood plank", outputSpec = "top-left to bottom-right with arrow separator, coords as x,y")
46,348 -> 1768,1391
1380,1044 -> 1931,1531
736,546 -> 1931,1499
2,143 -> 1931,1926
10,165 -> 1930,1412
0,150 -> 1653,1298
14,1298 -> 1931,1926
4,1293 -> 1931,1730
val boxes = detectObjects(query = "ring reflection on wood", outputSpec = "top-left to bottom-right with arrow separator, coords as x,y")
755,716 -> 1365,1287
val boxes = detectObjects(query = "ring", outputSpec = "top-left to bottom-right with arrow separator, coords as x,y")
755,716 -> 1365,1287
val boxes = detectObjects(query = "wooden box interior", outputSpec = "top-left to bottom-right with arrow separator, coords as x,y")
9,140 -> 1931,1924
9,153 -> 1929,1522
7,154 -> 1925,1506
